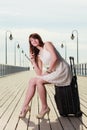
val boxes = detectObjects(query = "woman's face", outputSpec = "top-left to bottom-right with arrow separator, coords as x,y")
30,37 -> 39,47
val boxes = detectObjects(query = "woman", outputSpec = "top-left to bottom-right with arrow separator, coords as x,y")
19,33 -> 72,119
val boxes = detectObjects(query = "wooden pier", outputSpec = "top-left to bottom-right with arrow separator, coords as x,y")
0,71 -> 87,130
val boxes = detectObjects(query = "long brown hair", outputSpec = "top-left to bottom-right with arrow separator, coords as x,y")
29,33 -> 44,62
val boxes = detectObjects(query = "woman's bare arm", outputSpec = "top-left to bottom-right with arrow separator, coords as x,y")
45,42 -> 58,72
30,53 -> 43,75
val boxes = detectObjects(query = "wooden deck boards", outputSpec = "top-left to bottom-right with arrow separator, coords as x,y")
0,71 -> 87,130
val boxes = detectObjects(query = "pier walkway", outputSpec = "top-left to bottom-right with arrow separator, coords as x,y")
0,71 -> 87,130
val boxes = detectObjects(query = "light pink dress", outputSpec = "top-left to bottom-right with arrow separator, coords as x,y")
37,46 -> 72,86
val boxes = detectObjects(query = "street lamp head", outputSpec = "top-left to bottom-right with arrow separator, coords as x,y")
61,43 -> 64,48
71,33 -> 75,40
9,34 -> 13,40
17,44 -> 20,48
22,50 -> 24,53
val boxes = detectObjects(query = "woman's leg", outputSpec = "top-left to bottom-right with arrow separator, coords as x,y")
36,78 -> 50,119
21,77 -> 37,111
36,79 -> 49,112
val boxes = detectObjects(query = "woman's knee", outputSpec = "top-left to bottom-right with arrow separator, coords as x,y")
29,77 -> 46,87
28,77 -> 37,86
36,78 -> 44,86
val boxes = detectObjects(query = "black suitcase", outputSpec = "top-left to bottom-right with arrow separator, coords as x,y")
54,57 -> 82,117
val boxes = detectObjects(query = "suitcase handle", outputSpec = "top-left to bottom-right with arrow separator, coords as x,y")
69,56 -> 76,76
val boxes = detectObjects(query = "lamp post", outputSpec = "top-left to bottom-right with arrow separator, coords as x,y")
71,30 -> 79,74
5,30 -> 13,64
61,42 -> 67,61
25,53 -> 30,61
22,50 -> 24,66
71,30 -> 79,65
14,41 -> 19,66
17,44 -> 21,66
25,53 -> 30,65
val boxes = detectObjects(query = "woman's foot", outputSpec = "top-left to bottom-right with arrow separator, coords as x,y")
36,107 -> 50,119
19,106 -> 31,118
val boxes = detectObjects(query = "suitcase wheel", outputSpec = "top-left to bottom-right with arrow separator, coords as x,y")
60,113 -> 68,117
75,111 -> 82,117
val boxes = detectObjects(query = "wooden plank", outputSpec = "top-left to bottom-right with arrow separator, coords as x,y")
38,94 -> 51,130
47,86 -> 75,130
14,71 -> 37,130
47,88 -> 63,130
0,72 -> 30,130
2,74 -> 29,130
0,83 -> 25,130
69,117 -> 87,130
4,88 -> 26,130
28,91 -> 39,130
0,72 -> 87,130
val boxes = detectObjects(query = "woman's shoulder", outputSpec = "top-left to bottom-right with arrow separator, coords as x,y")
44,41 -> 53,45
44,41 -> 54,48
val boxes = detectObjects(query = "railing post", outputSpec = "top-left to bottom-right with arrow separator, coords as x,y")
85,64 -> 86,76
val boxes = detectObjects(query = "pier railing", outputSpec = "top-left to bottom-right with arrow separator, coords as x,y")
75,63 -> 87,76
0,64 -> 30,77
0,63 -> 87,77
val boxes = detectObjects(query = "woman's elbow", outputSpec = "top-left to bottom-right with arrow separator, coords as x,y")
36,70 -> 42,76
53,56 -> 58,62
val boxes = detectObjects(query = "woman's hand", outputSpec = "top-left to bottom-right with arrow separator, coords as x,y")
30,53 -> 35,64
42,71 -> 49,75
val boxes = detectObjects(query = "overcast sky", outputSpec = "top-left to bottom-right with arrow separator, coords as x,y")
0,0 -> 87,65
